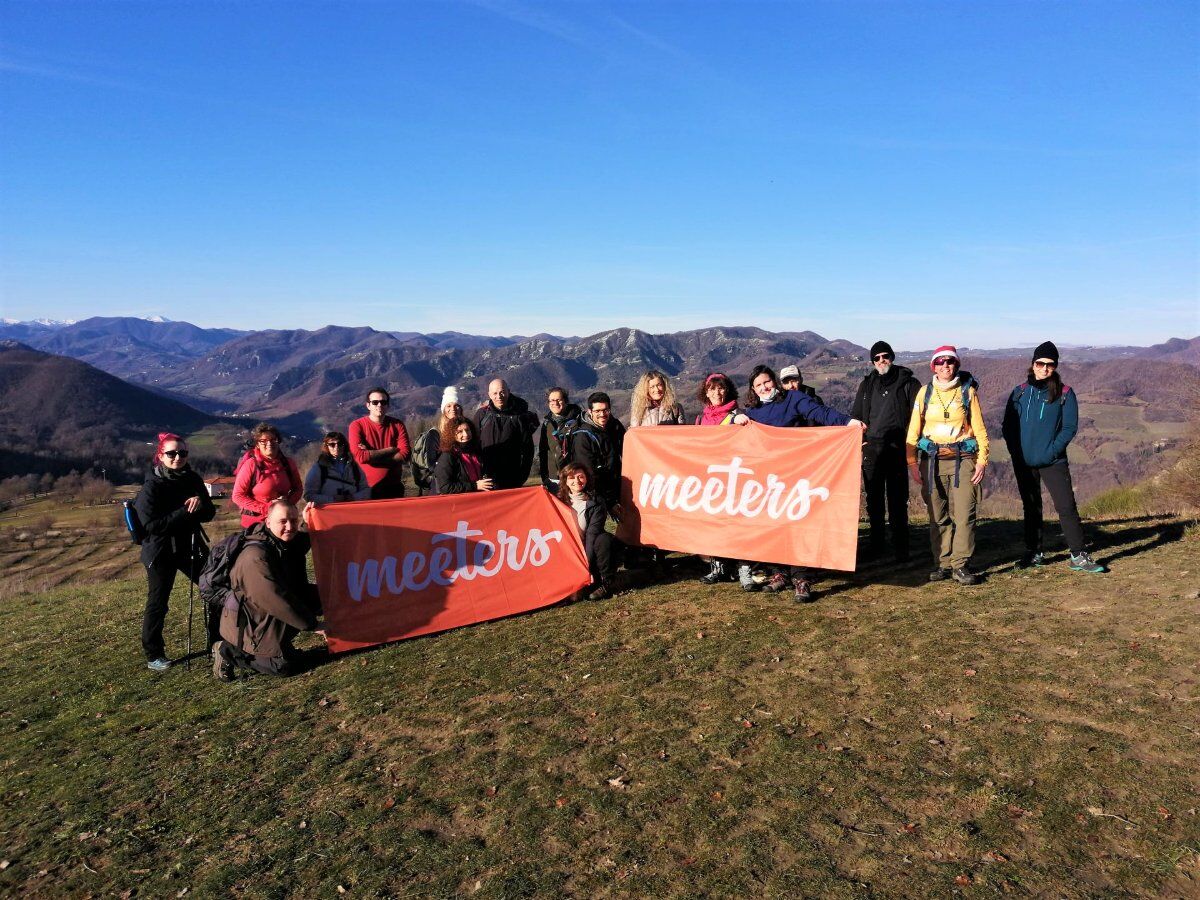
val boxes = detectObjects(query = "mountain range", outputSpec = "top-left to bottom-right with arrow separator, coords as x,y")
0,317 -> 1196,504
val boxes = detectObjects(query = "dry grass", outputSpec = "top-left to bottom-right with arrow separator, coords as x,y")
0,514 -> 1197,897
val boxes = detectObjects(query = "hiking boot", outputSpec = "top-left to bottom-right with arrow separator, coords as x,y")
764,572 -> 789,593
738,565 -> 760,592
211,642 -> 234,683
793,579 -> 814,603
588,582 -> 614,601
928,567 -> 952,582
951,566 -> 980,586
1016,551 -> 1045,569
146,657 -> 172,673
699,559 -> 727,585
1068,552 -> 1106,574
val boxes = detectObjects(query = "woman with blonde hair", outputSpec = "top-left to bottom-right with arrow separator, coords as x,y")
629,370 -> 685,428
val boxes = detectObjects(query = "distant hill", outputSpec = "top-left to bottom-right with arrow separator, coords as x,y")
0,342 -> 232,478
0,316 -> 246,387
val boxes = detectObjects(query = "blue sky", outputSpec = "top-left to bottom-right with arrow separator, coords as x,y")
1,0 -> 1197,350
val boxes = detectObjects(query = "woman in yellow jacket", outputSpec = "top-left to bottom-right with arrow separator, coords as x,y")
906,346 -> 989,585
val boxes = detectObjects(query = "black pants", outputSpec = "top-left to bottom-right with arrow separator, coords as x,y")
142,551 -> 206,660
588,533 -> 618,585
864,445 -> 910,554
1013,460 -> 1085,555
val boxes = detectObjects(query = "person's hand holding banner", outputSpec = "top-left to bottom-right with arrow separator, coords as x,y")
617,422 -> 863,571
308,487 -> 591,653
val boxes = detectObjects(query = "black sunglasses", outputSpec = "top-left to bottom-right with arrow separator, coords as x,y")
873,353 -> 892,361
163,449 -> 189,459
367,399 -> 389,406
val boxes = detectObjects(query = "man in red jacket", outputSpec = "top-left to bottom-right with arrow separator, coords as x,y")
349,387 -> 411,499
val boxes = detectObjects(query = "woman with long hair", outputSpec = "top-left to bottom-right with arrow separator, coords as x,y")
232,422 -> 303,527
629,370 -> 685,428
557,462 -> 617,600
1002,341 -> 1105,573
432,416 -> 495,494
134,433 -> 216,671
414,387 -> 463,495
303,431 -> 370,504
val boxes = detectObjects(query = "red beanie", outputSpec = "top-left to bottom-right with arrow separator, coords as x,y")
930,346 -> 959,370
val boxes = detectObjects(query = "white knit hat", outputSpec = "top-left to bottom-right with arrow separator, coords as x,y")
441,386 -> 460,409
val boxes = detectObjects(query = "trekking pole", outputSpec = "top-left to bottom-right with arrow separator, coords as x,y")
186,531 -> 195,670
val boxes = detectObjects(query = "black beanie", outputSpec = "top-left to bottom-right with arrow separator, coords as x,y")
870,340 -> 894,360
1033,341 -> 1059,364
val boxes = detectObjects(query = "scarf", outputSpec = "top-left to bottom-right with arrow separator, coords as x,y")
932,375 -> 960,390
699,399 -> 738,426
458,449 -> 483,482
758,388 -> 781,404
155,463 -> 191,481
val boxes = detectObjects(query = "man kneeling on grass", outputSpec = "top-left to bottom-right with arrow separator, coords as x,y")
213,500 -> 321,681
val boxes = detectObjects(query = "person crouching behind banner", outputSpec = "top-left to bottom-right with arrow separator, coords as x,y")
136,432 -> 216,671
213,500 -> 321,680
558,462 -> 618,600
433,416 -> 495,494
694,373 -> 743,587
304,432 -> 371,504
906,346 -> 989,586
741,364 -> 865,602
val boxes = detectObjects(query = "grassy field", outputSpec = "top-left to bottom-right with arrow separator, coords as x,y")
0,512 -> 1197,897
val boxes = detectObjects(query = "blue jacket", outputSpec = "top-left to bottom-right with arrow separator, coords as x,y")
745,389 -> 850,428
1001,380 -> 1078,468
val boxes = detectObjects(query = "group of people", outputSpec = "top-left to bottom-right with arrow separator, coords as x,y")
134,339 -> 1104,679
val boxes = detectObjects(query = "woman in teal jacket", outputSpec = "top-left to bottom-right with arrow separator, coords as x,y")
1001,342 -> 1104,573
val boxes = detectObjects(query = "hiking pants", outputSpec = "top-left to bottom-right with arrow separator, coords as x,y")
142,550 -> 206,661
589,533 -> 618,585
864,444 -> 910,555
921,458 -> 980,569
1013,460 -> 1085,555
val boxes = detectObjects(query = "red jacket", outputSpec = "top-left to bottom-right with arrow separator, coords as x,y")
232,449 -> 303,527
349,415 -> 411,491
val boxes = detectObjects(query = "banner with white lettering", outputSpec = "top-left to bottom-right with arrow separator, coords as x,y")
616,422 -> 862,571
309,487 -> 591,653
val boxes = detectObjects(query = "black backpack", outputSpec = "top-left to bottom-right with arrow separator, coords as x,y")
199,532 -> 248,616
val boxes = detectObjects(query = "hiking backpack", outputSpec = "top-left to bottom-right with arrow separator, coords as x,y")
198,531 -> 249,617
916,374 -> 981,487
410,428 -> 439,488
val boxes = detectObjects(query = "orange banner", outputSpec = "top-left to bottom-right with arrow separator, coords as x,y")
616,422 -> 863,571
309,487 -> 591,653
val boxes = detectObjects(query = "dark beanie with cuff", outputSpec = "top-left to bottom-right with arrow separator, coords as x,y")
870,340 -> 895,360
1033,341 -> 1059,364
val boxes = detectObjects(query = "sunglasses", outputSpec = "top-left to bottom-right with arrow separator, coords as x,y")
162,449 -> 189,459
932,357 -> 957,367
325,440 -> 343,447
1033,360 -> 1057,369
367,399 -> 389,406
257,438 -> 279,445
873,354 -> 892,362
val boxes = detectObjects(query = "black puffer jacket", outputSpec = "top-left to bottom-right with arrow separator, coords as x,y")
134,466 -> 216,568
474,394 -> 539,489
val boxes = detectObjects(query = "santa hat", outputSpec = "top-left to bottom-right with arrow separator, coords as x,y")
930,346 -> 959,370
